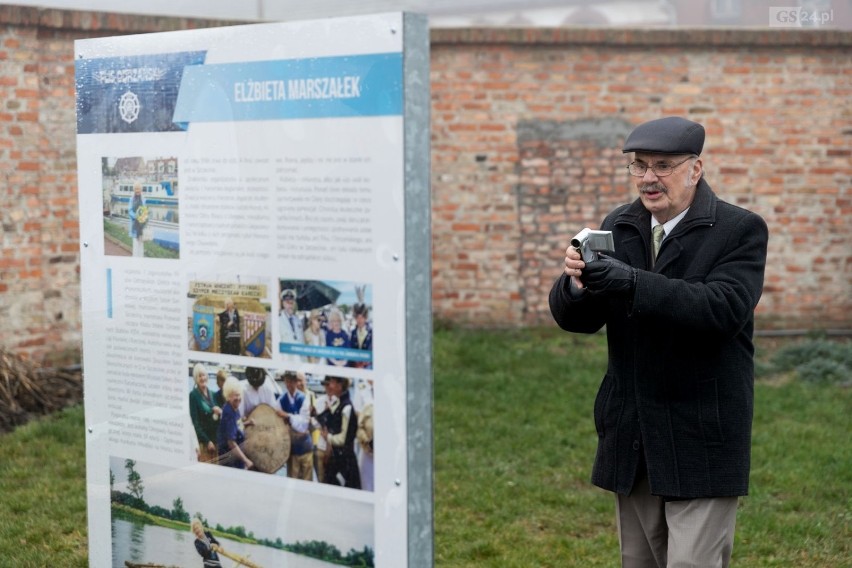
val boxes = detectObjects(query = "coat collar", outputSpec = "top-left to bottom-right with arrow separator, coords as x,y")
615,178 -> 717,233
614,179 -> 717,271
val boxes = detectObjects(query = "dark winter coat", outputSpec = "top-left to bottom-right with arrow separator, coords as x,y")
549,179 -> 768,499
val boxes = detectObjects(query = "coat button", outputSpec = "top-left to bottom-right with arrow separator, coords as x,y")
632,440 -> 640,451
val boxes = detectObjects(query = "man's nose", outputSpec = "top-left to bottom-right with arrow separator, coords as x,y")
642,168 -> 659,183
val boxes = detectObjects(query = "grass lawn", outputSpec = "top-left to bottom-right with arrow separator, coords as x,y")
103,217 -> 179,259
0,329 -> 849,566
0,405 -> 88,567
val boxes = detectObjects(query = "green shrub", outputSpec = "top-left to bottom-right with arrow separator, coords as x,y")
767,339 -> 851,385
796,359 -> 849,385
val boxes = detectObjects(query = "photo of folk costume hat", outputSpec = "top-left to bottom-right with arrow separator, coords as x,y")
323,376 -> 351,391
622,116 -> 705,156
352,284 -> 369,317
244,366 -> 267,388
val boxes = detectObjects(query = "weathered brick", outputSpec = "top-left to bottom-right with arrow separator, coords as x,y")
431,27 -> 851,331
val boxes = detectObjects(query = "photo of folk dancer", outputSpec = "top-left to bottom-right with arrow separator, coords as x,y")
218,298 -> 241,356
295,372 -> 324,480
189,363 -> 222,463
279,371 -> 313,481
318,376 -> 361,489
312,375 -> 335,484
550,117 -> 768,567
353,379 -> 374,492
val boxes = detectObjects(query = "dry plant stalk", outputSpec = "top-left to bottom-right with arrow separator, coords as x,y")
0,348 -> 83,432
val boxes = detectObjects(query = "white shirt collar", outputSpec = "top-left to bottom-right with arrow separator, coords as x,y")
651,207 -> 690,239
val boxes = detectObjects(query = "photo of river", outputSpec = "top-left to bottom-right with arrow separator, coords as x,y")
109,457 -> 374,568
113,517 -> 340,568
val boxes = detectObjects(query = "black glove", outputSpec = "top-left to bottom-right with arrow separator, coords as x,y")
581,255 -> 637,296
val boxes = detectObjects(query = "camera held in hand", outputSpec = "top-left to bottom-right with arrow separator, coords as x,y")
571,228 -> 615,263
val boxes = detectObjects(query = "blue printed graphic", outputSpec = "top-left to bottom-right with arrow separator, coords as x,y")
246,329 -> 266,358
193,306 -> 216,351
76,51 -> 207,134
279,343 -> 373,363
106,268 -> 113,319
173,52 -> 403,124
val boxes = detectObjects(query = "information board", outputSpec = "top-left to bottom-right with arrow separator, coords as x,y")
75,13 -> 431,567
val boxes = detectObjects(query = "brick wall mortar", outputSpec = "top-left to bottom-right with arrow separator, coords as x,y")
0,7 -> 849,360
1,22 -> 49,353
430,38 -> 851,330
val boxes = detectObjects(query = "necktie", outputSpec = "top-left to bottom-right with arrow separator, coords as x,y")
652,224 -> 665,262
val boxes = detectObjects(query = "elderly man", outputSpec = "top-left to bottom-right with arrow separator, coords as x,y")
550,117 -> 768,567
279,288 -> 304,363
218,297 -> 241,356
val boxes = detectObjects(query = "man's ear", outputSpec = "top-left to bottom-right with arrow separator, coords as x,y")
691,157 -> 703,185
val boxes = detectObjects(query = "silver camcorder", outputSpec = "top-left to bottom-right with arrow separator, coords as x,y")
571,228 -> 615,263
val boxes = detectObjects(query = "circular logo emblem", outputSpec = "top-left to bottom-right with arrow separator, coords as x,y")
118,91 -> 140,124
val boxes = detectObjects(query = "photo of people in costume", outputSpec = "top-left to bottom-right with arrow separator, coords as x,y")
187,279 -> 271,358
187,360 -> 375,492
278,279 -> 374,369
101,155 -> 180,259
110,456 -> 374,567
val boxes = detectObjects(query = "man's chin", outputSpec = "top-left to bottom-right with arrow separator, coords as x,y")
645,194 -> 661,205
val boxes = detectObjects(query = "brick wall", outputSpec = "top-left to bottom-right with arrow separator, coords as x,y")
516,118 -> 632,324
1,18 -> 43,355
0,8 -> 849,360
431,28 -> 852,329
0,7 -> 239,362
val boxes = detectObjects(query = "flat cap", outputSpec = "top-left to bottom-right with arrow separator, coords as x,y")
622,116 -> 705,155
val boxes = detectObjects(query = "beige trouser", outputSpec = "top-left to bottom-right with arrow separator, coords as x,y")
287,451 -> 314,481
615,469 -> 738,568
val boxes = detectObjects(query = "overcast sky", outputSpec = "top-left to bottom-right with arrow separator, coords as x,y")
9,0 -> 849,28
0,0 -> 575,22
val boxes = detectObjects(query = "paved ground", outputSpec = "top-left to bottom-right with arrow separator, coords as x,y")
104,237 -> 131,256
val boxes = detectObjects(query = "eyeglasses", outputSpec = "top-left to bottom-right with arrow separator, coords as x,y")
626,156 -> 693,177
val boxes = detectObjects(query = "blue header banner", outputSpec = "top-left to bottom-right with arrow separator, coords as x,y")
76,51 -> 207,134
172,52 -> 403,124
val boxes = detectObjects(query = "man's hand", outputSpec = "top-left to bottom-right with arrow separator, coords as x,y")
581,255 -> 637,296
563,246 -> 586,289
